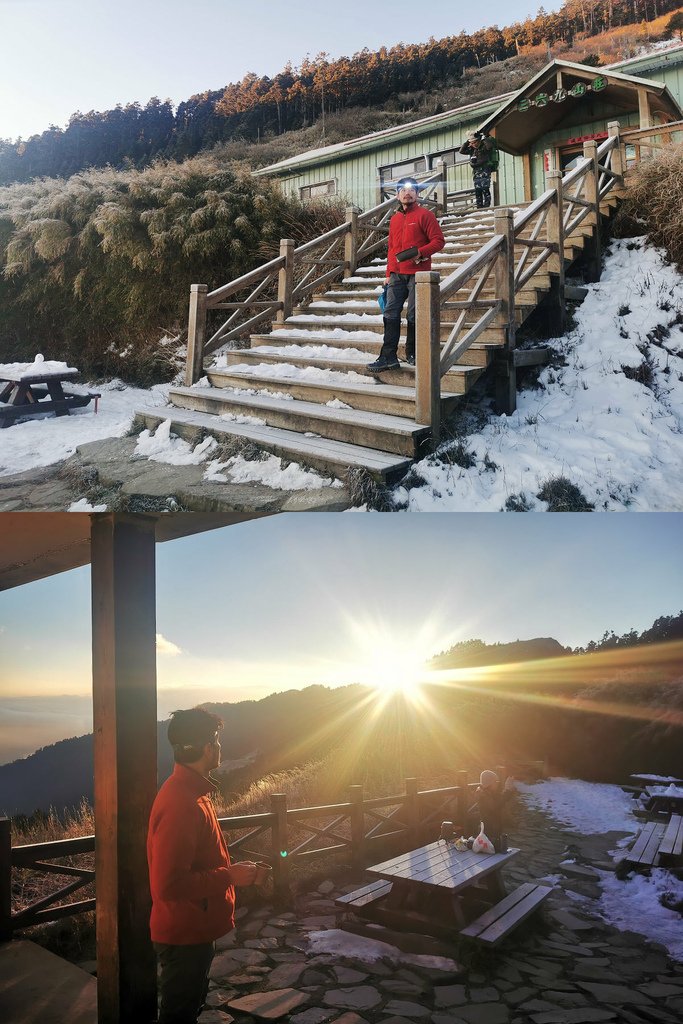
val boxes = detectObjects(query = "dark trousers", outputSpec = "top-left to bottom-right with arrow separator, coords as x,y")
472,168 -> 492,208
154,941 -> 215,1024
380,273 -> 416,360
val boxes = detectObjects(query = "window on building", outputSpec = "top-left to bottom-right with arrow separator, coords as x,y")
378,157 -> 427,187
428,148 -> 470,168
300,180 -> 337,201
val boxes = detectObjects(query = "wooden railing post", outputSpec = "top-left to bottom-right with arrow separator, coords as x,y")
270,793 -> 291,904
344,207 -> 360,279
582,140 -> 601,282
276,239 -> 295,325
455,771 -> 469,830
545,169 -> 566,337
493,208 -> 517,416
414,270 -> 441,441
349,784 -> 365,870
404,778 -> 420,847
435,160 -> 448,216
0,817 -> 11,941
185,283 -> 208,385
607,121 -> 625,189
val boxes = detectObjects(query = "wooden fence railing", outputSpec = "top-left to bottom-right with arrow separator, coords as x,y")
413,121 -> 627,429
185,164 -> 450,385
0,764 -> 545,938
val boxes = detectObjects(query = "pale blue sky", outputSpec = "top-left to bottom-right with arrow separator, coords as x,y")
0,0 -> 561,141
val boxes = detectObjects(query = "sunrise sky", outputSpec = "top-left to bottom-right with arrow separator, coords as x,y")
0,512 -> 681,763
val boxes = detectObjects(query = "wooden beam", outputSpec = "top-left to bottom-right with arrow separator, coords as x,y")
91,514 -> 158,1024
522,152 -> 533,203
638,87 -> 652,129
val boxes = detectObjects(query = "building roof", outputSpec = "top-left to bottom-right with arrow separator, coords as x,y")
478,57 -> 682,155
254,45 -> 683,177
0,512 -> 262,590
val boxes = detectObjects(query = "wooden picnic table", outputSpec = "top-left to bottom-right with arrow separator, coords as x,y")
644,785 -> 683,816
622,813 -> 683,870
336,840 -> 552,946
0,365 -> 98,427
631,774 -> 683,788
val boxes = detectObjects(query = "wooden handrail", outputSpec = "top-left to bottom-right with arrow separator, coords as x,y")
207,254 -> 286,306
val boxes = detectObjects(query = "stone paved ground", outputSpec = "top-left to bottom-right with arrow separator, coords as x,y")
199,802 -> 683,1024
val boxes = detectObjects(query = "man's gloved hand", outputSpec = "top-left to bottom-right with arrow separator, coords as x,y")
229,861 -> 260,886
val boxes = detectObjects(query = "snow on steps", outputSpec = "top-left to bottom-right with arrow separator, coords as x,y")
144,202 -> 608,482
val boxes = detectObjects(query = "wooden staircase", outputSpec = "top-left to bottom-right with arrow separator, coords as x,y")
136,189 -> 621,484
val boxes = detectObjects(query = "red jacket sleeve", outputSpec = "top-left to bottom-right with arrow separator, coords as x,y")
417,210 -> 445,260
151,801 -> 232,902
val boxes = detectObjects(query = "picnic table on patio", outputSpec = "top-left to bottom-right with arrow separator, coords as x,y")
0,361 -> 99,428
643,785 -> 683,816
336,840 -> 552,946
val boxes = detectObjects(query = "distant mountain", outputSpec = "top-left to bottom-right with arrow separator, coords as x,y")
429,637 -> 568,671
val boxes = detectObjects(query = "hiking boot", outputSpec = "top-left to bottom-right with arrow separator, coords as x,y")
405,355 -> 415,366
366,355 -> 400,373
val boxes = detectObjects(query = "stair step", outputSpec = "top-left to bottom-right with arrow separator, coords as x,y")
247,336 -> 493,367
135,406 -> 413,484
281,316 -> 507,344
213,358 -> 483,399
168,386 -> 430,457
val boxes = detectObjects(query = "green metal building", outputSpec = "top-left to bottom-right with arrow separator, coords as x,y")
254,45 -> 683,210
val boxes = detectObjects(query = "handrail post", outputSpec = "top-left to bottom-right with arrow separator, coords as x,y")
185,283 -> 208,385
607,121 -> 625,190
545,170 -> 566,337
276,239 -> 295,325
0,817 -> 11,941
435,160 -> 448,216
582,140 -> 601,282
493,208 -> 517,416
349,784 -> 365,870
414,270 -> 441,442
270,793 -> 291,904
404,778 -> 420,847
455,771 -> 469,831
344,207 -> 360,279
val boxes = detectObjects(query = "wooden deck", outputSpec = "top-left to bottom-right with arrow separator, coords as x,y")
0,940 -> 96,1024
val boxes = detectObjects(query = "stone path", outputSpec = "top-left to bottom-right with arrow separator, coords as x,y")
199,803 -> 683,1024
0,437 -> 350,512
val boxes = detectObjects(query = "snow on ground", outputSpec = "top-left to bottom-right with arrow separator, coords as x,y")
204,452 -> 342,490
0,377 -> 171,478
519,777 -> 683,961
226,361 -> 370,386
306,928 -> 460,972
396,238 -> 683,511
134,419 -> 218,465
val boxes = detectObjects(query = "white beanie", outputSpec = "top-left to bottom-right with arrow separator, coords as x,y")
480,770 -> 499,789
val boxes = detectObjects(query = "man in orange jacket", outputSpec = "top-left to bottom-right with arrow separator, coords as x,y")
367,178 -> 445,372
147,708 -> 260,1024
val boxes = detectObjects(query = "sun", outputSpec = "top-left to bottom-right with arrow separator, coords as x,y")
358,644 -> 428,700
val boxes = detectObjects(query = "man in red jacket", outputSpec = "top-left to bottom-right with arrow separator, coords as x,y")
367,178 -> 445,372
148,708 -> 260,1024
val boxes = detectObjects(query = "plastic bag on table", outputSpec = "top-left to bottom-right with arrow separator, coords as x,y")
472,822 -> 495,854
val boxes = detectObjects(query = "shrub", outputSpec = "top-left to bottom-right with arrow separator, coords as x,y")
537,476 -> 594,511
616,144 -> 683,270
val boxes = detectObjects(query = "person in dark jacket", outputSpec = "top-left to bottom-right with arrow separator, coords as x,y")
367,178 -> 445,372
468,769 -> 516,850
459,131 -> 498,209
148,708 -> 260,1024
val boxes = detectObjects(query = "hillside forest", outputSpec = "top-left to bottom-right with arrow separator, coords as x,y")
2,2 -> 683,185
2,612 -> 681,821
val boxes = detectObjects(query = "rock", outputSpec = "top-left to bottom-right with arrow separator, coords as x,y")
471,987 -> 500,1003
227,988 -> 310,1019
382,999 -> 432,1019
528,1011 -> 617,1023
263,962 -> 308,990
289,1010 -> 336,1024
245,938 -> 280,949
450,1004 -> 509,1024
322,987 -> 383,1011
318,881 -> 336,895
434,985 -> 468,1008
576,982 -> 653,1005
198,1011 -> 235,1024
559,864 -> 600,881
334,967 -> 369,984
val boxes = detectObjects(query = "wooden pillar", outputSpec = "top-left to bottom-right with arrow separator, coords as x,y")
545,170 -> 566,337
522,151 -> 533,202
0,817 -> 11,941
344,207 -> 360,279
185,283 -> 208,385
276,239 -> 295,324
607,121 -> 625,187
637,87 -> 652,129
414,270 -> 441,441
435,160 -> 448,216
91,513 -> 158,1024
349,785 -> 365,871
404,778 -> 420,847
493,208 -> 517,416
270,793 -> 291,903
582,140 -> 601,283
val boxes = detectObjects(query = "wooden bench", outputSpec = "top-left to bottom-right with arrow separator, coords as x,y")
458,882 -> 553,946
656,814 -> 683,868
335,878 -> 393,914
623,821 -> 666,869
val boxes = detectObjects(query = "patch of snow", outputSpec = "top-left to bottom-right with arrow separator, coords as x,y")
227,362 -> 369,386
517,778 -> 638,835
306,929 -> 460,971
134,419 -> 217,465
204,453 -> 342,490
68,498 -> 108,512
